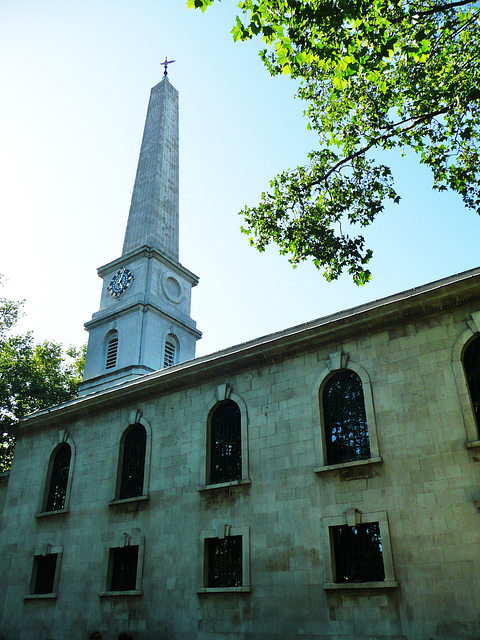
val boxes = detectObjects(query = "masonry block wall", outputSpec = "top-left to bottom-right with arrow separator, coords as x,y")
1,276 -> 480,640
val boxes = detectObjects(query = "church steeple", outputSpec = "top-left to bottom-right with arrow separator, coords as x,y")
122,77 -> 179,260
78,74 -> 201,396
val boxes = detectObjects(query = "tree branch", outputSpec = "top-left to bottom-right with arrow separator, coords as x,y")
413,0 -> 478,18
308,106 -> 450,187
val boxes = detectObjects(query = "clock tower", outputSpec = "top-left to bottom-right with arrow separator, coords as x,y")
78,75 -> 201,396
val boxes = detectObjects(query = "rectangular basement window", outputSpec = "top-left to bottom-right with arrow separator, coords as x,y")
197,525 -> 251,594
323,510 -> 398,590
25,546 -> 63,599
99,536 -> 144,597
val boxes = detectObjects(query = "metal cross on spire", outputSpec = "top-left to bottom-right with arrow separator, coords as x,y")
162,56 -> 175,77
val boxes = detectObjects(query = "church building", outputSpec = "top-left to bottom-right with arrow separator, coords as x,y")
1,72 -> 480,640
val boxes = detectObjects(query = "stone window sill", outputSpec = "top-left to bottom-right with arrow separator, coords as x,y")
198,478 -> 251,492
25,593 -> 58,600
323,580 -> 398,590
197,586 -> 252,594
36,508 -> 69,519
315,456 -> 383,475
466,439 -> 480,449
108,495 -> 149,507
98,590 -> 143,597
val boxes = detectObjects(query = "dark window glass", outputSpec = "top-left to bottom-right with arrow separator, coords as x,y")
110,546 -> 138,591
323,371 -> 371,465
207,536 -> 242,587
464,336 -> 480,430
33,554 -> 58,594
332,523 -> 385,583
209,401 -> 241,484
106,334 -> 119,369
119,424 -> 146,499
45,444 -> 71,512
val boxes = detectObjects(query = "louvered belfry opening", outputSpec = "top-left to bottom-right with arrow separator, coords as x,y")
110,546 -> 139,591
119,424 -> 147,499
164,340 -> 176,367
209,400 -> 241,484
323,370 -> 371,465
106,333 -> 119,369
332,523 -> 385,583
207,536 -> 242,587
33,554 -> 58,594
45,444 -> 71,512
464,335 -> 480,428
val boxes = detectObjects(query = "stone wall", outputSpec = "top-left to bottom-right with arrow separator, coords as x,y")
1,299 -> 480,640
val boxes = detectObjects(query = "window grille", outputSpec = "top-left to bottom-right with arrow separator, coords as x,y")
332,522 -> 385,583
464,336 -> 480,428
164,340 -> 176,367
45,444 -> 71,512
209,400 -> 241,484
119,424 -> 147,499
323,371 -> 370,465
33,554 -> 58,594
207,536 -> 242,587
110,546 -> 139,591
106,334 -> 118,369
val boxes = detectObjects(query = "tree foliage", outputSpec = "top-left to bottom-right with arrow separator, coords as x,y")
0,283 -> 85,472
188,0 -> 480,283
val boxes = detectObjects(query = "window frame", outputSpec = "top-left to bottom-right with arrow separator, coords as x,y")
197,525 -> 251,594
110,411 -> 151,506
322,510 -> 397,590
99,535 -> 145,597
37,432 -> 75,517
313,354 -> 382,474
199,385 -> 250,491
25,545 -> 63,599
451,313 -> 480,447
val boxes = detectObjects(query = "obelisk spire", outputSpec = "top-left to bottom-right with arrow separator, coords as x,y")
79,70 -> 201,397
122,76 -> 179,260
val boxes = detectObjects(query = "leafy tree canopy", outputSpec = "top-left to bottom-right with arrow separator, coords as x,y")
0,281 -> 85,471
188,0 -> 480,283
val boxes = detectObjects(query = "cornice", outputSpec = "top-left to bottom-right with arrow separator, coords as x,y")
97,245 -> 199,286
84,299 -> 201,337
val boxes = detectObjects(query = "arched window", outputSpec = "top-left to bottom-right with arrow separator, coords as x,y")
105,331 -> 119,370
119,424 -> 147,500
209,400 -> 241,484
463,335 -> 480,429
323,370 -> 370,465
45,443 -> 71,512
163,334 -> 178,368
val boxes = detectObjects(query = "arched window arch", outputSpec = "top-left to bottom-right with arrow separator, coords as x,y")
105,331 -> 119,370
163,333 -> 179,368
323,370 -> 370,465
118,423 -> 147,500
44,443 -> 72,512
451,314 -> 480,444
463,334 -> 480,431
208,400 -> 242,485
313,355 -> 381,471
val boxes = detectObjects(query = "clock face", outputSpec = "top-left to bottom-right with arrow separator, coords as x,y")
107,268 -> 134,299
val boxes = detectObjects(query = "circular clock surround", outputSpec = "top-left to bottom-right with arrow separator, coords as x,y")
161,271 -> 183,303
107,267 -> 134,299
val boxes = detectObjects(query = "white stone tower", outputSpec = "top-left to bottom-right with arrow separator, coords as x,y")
79,75 -> 201,396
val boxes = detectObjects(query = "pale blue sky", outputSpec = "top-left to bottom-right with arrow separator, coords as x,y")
2,1 -> 480,357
